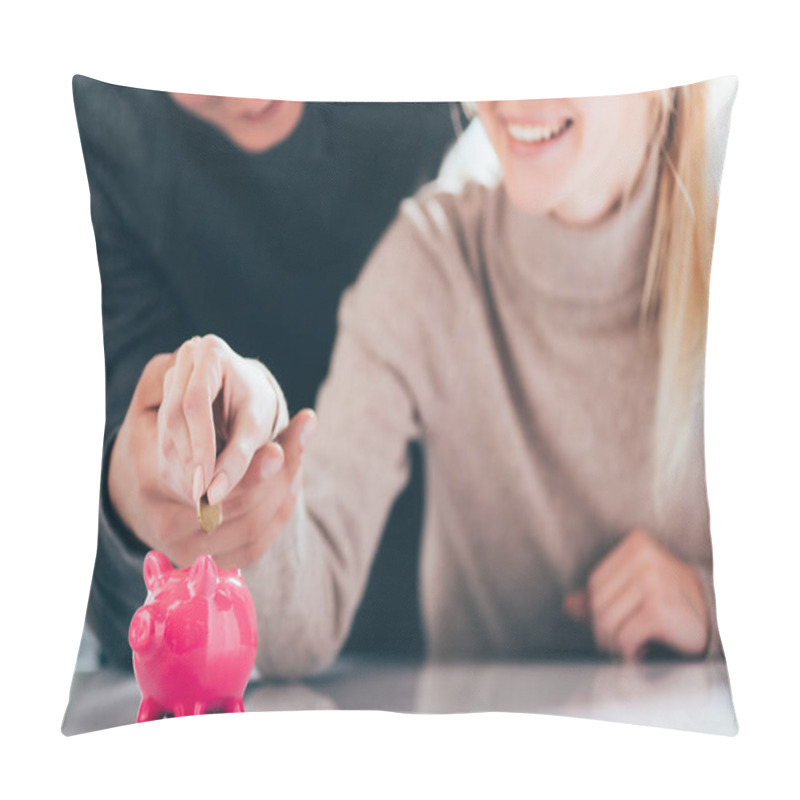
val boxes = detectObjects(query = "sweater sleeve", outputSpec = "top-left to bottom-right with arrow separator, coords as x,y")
694,562 -> 724,659
87,427 -> 149,667
84,181 -> 187,667
74,77 -> 190,666
242,205 -> 454,678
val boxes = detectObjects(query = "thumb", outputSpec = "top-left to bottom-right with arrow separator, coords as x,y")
275,408 -> 317,481
563,590 -> 590,624
206,414 -> 266,505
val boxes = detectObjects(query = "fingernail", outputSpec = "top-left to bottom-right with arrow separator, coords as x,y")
206,472 -> 229,505
192,465 -> 204,503
300,418 -> 316,450
261,454 -> 282,479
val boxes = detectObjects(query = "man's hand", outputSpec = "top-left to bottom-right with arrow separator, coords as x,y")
107,337 -> 316,568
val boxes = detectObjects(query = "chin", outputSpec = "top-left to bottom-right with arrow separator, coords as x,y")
503,181 -> 557,217
228,104 -> 304,154
231,136 -> 282,154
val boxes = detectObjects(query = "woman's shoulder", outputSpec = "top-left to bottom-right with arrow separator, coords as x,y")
402,176 -> 498,229
394,179 -> 495,266
393,116 -> 503,274
342,176 -> 500,347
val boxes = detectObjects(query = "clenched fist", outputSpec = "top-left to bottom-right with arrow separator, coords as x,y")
563,528 -> 710,660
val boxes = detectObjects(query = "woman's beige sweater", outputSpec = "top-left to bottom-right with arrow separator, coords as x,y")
243,151 -> 721,677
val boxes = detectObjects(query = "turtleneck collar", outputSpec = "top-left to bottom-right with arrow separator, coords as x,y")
495,141 -> 661,306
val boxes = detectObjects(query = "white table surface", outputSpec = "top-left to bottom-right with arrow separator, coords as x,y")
62,654 -> 737,737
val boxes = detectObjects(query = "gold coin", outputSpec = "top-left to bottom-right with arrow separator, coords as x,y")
197,494 -> 221,534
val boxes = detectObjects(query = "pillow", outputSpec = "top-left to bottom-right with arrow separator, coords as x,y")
63,75 -> 738,736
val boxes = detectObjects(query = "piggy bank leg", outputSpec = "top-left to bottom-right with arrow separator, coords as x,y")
171,702 -> 211,717
221,697 -> 245,713
137,697 -> 164,723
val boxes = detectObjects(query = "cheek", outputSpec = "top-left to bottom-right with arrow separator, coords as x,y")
582,97 -> 650,162
568,107 -> 633,190
575,103 -> 619,158
223,102 -> 305,153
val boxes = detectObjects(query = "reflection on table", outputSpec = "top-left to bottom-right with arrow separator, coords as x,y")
63,655 -> 737,736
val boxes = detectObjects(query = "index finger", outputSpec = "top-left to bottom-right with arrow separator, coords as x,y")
183,350 -> 224,502
588,529 -> 651,600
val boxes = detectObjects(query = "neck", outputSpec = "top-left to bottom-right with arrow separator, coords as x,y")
499,141 -> 662,306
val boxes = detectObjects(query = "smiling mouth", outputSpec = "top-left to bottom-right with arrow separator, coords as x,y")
506,118 -> 573,144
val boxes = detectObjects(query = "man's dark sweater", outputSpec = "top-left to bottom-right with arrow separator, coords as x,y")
73,75 -> 462,667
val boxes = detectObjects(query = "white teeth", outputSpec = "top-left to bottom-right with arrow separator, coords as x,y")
507,120 -> 568,143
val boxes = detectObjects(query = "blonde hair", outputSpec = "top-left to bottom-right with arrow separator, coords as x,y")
641,82 -> 717,498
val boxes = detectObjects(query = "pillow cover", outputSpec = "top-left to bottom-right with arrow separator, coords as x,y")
63,75 -> 738,736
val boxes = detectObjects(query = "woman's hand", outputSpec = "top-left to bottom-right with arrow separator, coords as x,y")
563,528 -> 710,660
108,336 -> 317,568
157,334 -> 284,507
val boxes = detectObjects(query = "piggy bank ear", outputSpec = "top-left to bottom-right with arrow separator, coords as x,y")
143,550 -> 173,591
188,554 -> 219,599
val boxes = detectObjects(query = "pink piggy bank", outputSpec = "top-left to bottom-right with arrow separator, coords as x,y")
129,550 -> 258,722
